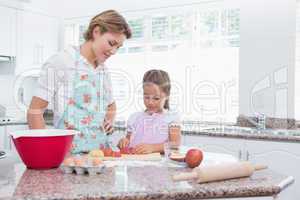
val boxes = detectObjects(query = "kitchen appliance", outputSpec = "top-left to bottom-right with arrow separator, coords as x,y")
9,129 -> 78,169
0,151 -> 5,159
0,104 -> 5,118
0,75 -> 26,120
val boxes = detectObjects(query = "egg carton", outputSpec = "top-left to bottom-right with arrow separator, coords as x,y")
60,164 -> 105,175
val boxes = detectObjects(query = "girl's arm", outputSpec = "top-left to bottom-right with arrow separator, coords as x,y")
135,125 -> 182,154
27,96 -> 48,129
134,143 -> 164,154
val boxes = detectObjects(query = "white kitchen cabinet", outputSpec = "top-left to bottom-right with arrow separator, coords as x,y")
0,126 -> 5,150
246,140 -> 300,200
0,6 -> 16,57
183,135 -> 244,160
184,134 -> 299,200
16,10 -> 59,75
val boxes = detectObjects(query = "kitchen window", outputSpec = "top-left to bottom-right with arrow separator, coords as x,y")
64,2 -> 240,123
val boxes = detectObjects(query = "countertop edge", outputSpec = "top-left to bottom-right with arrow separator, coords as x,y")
2,122 -> 300,143
277,176 -> 295,191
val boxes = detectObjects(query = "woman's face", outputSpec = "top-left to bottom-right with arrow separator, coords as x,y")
143,83 -> 167,114
91,26 -> 126,64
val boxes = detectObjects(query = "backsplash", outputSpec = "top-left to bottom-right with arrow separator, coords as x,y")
236,114 -> 296,129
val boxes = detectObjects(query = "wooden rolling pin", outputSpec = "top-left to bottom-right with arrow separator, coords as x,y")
173,161 -> 267,183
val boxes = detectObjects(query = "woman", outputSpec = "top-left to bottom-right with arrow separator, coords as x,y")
27,10 -> 132,153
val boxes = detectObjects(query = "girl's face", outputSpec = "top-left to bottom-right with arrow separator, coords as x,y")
143,83 -> 168,114
91,27 -> 126,64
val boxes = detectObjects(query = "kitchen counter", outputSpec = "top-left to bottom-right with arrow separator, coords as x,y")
0,152 -> 294,200
183,127 -> 300,143
2,119 -> 300,143
115,125 -> 300,143
0,120 -> 53,126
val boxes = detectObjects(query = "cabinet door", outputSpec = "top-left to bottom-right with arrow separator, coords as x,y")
0,126 -> 5,150
246,140 -> 300,200
16,10 -> 37,72
183,135 -> 244,160
0,6 -> 16,56
16,10 -> 59,75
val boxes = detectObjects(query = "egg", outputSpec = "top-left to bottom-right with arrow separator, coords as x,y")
63,157 -> 74,166
92,157 -> 102,166
89,149 -> 104,158
74,157 -> 85,167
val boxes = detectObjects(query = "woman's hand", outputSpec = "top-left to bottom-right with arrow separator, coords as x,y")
27,96 -> 48,129
103,102 -> 116,134
134,144 -> 155,154
102,119 -> 114,134
118,137 -> 130,149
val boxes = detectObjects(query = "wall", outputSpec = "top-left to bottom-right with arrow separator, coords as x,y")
0,0 -> 59,16
1,0 -> 297,120
239,0 -> 296,118
57,0 -> 239,19
59,0 -> 297,119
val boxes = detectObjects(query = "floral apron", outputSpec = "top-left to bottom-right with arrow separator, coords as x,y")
58,49 -> 111,154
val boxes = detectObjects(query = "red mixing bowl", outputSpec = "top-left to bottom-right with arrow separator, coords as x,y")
10,129 -> 78,169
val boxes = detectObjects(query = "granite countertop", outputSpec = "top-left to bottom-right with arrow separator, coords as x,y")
183,127 -> 300,143
0,152 -> 294,200
115,125 -> 300,143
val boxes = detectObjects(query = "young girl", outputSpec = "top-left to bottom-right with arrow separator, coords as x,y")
118,69 -> 181,154
27,10 -> 132,154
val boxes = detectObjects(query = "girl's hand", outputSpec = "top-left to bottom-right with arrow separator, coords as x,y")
102,119 -> 114,134
118,137 -> 130,149
134,144 -> 155,154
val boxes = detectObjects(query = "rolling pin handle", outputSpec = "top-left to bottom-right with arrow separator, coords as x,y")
172,171 -> 198,181
254,164 -> 268,171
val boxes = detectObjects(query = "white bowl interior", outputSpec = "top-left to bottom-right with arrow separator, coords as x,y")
9,129 -> 79,139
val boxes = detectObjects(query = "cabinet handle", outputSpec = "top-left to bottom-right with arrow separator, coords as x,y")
34,45 -> 37,64
246,150 -> 250,161
3,126 -> 10,150
39,45 -> 42,64
238,150 -> 242,160
40,45 -> 44,63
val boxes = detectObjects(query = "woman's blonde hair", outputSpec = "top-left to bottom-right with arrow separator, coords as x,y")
143,69 -> 171,110
84,10 -> 132,41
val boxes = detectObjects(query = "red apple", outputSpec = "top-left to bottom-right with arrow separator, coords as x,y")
185,148 -> 203,168
128,147 -> 135,154
99,144 -> 105,150
120,147 -> 135,154
103,147 -> 113,157
120,147 -> 129,154
112,151 -> 121,157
